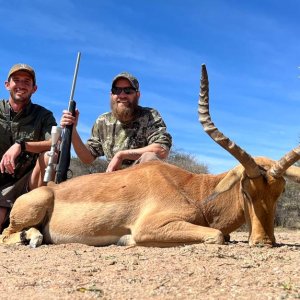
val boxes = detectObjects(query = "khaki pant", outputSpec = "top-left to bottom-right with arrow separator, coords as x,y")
0,171 -> 32,208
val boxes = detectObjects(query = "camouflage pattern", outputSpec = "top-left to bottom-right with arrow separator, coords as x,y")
86,106 -> 172,167
0,99 -> 57,187
112,72 -> 139,90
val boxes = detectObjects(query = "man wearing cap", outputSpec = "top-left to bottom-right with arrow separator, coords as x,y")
0,63 -> 57,231
61,72 -> 172,172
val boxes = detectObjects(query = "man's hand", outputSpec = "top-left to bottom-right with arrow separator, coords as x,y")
106,152 -> 123,172
106,144 -> 168,173
60,109 -> 79,128
0,143 -> 21,174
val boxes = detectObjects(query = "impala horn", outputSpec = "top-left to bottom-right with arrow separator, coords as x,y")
269,146 -> 300,178
198,64 -> 261,178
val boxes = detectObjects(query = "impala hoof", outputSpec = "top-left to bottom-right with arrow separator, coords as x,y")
204,232 -> 225,244
21,228 -> 44,248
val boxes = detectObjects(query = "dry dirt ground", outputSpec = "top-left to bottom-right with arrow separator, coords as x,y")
0,229 -> 299,300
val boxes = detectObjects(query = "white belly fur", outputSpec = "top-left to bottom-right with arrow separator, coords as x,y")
43,230 -> 122,246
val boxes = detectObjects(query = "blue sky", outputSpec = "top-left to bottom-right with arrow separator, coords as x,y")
1,0 -> 299,174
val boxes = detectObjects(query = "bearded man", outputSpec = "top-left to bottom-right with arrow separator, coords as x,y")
61,72 -> 172,172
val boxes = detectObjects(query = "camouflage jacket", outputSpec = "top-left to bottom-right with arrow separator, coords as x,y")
86,106 -> 172,166
0,99 -> 57,184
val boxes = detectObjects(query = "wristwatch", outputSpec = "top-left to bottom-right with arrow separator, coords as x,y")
15,139 -> 26,152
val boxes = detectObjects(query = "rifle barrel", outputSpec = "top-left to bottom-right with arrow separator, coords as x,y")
69,52 -> 81,101
55,52 -> 81,184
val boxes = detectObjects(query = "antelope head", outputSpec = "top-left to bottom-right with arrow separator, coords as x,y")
199,64 -> 300,245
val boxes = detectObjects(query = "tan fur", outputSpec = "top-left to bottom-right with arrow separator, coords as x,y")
1,156 -> 298,247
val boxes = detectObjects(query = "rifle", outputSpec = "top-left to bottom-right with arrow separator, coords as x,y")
44,52 -> 81,184
43,126 -> 62,183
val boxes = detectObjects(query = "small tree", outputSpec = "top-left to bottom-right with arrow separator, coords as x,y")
69,157 -> 108,177
276,180 -> 300,228
167,149 -> 208,174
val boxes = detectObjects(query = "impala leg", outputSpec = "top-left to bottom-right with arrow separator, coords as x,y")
1,187 -> 53,245
117,234 -> 136,246
132,218 -> 225,247
0,231 -> 23,245
0,227 -> 43,247
24,227 -> 43,248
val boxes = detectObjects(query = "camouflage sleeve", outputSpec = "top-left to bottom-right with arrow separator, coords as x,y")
146,109 -> 172,150
41,110 -> 57,141
86,119 -> 104,158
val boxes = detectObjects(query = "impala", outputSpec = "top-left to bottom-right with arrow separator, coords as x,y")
1,65 -> 300,248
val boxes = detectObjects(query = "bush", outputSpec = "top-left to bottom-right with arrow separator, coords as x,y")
167,150 -> 208,174
276,180 -> 300,229
69,157 -> 108,177
70,149 -> 208,177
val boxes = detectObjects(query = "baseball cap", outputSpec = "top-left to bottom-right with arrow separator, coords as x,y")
7,63 -> 36,84
112,72 -> 139,91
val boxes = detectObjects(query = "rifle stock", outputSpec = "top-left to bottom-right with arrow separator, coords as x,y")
55,52 -> 81,184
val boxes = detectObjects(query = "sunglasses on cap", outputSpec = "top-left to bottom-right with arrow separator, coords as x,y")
111,86 -> 137,95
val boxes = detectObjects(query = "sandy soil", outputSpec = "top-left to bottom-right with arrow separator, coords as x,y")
0,229 -> 299,300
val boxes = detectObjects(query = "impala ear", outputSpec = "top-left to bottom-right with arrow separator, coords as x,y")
203,165 -> 244,204
214,165 -> 244,194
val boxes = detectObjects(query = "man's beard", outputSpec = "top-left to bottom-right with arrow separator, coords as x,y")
111,97 -> 139,123
10,90 -> 31,104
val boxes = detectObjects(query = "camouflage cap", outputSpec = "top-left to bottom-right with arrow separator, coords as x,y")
7,63 -> 36,84
112,72 -> 139,91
